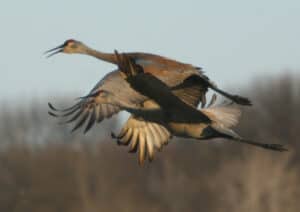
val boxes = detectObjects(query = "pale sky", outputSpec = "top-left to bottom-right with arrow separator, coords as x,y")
1,0 -> 299,104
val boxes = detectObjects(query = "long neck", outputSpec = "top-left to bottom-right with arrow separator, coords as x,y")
84,47 -> 117,64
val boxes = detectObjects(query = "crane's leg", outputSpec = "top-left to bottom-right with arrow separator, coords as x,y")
211,125 -> 287,152
232,137 -> 288,152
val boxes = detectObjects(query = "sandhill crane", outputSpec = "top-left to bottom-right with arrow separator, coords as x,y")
48,52 -> 286,165
45,39 -> 251,106
46,40 -> 252,164
111,51 -> 287,164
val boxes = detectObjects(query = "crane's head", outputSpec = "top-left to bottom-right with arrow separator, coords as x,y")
45,39 -> 87,57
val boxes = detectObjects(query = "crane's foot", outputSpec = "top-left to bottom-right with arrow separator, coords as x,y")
262,143 -> 288,152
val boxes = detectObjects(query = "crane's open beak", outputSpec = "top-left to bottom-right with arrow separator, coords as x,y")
44,43 -> 65,58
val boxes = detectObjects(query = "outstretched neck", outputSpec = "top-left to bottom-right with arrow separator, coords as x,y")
85,48 -> 117,64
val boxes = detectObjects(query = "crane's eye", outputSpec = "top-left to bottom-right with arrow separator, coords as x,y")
69,43 -> 77,49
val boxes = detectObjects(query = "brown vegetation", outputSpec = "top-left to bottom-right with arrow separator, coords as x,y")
0,75 -> 299,212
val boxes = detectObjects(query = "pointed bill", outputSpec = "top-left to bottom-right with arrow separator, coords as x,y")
44,43 -> 65,58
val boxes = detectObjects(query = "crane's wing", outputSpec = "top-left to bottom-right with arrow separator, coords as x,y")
112,115 -> 171,165
115,51 -> 211,123
48,97 -> 120,133
171,76 -> 208,108
48,68 -> 152,133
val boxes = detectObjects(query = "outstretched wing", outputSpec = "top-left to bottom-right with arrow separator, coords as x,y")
48,70 -> 124,133
112,115 -> 172,165
48,97 -> 120,133
48,68 -> 151,133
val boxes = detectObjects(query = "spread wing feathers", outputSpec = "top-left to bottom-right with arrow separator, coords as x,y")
111,115 -> 172,165
47,69 -> 146,134
48,97 -> 120,133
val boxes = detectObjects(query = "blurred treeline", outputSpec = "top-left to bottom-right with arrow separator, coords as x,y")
0,75 -> 299,212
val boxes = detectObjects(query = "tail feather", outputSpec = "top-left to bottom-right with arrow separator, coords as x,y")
203,100 -> 287,152
202,103 -> 241,128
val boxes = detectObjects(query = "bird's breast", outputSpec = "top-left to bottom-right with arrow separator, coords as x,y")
167,122 -> 207,139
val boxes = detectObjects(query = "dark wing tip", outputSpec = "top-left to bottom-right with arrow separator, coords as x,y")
148,154 -> 154,162
111,132 -> 117,139
71,112 -> 89,133
232,95 -> 252,106
83,110 -> 96,134
48,102 -> 57,111
111,131 -> 129,146
128,144 -> 138,153
195,66 -> 203,71
48,111 -> 58,117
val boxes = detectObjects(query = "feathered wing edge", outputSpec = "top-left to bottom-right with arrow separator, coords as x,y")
112,115 -> 172,165
48,97 -> 120,133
